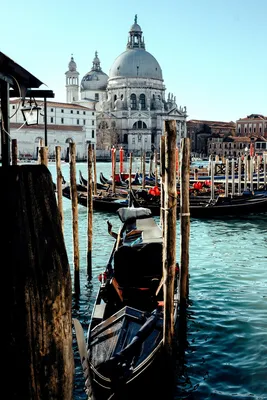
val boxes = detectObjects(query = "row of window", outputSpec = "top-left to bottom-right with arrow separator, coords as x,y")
52,109 -> 95,116
48,117 -> 95,125
210,142 -> 267,149
238,127 -> 263,133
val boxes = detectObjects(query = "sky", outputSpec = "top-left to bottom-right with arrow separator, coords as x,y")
1,0 -> 266,122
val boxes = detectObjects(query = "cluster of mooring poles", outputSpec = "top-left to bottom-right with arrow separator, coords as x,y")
4,138 -> 73,399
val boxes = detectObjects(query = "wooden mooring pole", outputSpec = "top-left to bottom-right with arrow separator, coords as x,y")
161,120 -> 177,398
69,142 -> 80,295
87,143 -> 93,279
160,135 -> 166,229
55,145 -> 64,229
112,147 -> 116,194
93,149 -> 97,195
162,120 -> 177,353
180,137 -> 191,306
2,165 -> 73,399
142,150 -> 146,189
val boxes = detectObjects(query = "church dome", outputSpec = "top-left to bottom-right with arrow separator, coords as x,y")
81,51 -> 108,91
108,16 -> 163,81
109,49 -> 163,80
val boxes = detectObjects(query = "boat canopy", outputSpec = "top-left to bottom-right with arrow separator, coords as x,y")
117,207 -> 152,222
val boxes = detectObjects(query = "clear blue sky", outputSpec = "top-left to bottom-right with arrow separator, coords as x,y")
1,0 -> 266,122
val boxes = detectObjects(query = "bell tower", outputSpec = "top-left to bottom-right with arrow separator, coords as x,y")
65,55 -> 79,103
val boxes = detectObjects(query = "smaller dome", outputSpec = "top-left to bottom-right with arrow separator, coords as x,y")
130,23 -> 142,32
81,51 -> 108,91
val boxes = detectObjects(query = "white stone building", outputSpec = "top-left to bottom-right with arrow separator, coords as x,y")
65,16 -> 187,156
9,99 -> 96,160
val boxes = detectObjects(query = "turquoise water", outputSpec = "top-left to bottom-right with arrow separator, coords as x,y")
49,162 -> 267,400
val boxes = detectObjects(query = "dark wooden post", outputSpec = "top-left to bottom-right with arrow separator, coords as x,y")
87,143 -> 93,278
163,120 -> 177,352
149,153 -> 153,176
56,145 -> 64,229
129,152 -> 132,196
39,146 -> 48,167
160,135 -> 166,229
112,148 -> 116,194
180,138 -> 191,305
93,148 -> 97,195
69,142 -> 80,295
154,150 -> 158,187
12,138 -> 18,165
2,165 -> 73,399
142,150 -> 146,189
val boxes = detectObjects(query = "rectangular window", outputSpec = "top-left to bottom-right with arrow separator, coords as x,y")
92,130 -> 95,138
50,117 -> 54,123
92,120 -> 94,126
12,105 -> 15,109
71,110 -> 73,114
51,108 -> 54,112
95,93 -> 99,101
61,109 -> 64,113
92,112 -> 95,116
83,119 -> 86,125
83,111 -> 86,115
132,138 -> 135,144
77,119 -> 79,124
61,118 -> 64,124
77,111 -> 79,114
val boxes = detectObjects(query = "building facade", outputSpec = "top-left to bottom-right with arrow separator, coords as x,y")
9,100 -> 96,160
236,114 -> 267,137
66,16 -> 187,155
187,119 -> 236,156
207,135 -> 267,158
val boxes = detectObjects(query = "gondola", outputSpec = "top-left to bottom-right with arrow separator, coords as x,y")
79,170 -> 128,197
131,190 -> 267,218
62,183 -> 267,218
62,185 -> 129,210
74,206 -> 179,400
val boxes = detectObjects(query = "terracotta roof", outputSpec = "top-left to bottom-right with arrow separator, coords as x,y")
10,123 -> 83,131
10,98 -> 94,111
187,119 -> 235,126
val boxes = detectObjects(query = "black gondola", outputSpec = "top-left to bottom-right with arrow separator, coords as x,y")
74,206 -> 179,400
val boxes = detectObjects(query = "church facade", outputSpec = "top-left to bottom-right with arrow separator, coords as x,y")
66,16 -> 187,156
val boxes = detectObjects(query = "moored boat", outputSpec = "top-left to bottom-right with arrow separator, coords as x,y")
74,206 -> 179,399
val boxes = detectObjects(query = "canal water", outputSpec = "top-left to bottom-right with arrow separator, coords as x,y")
48,161 -> 267,400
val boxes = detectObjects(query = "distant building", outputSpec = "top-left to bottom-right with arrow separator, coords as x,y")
187,119 -> 236,155
207,134 -> 267,158
10,100 -> 96,160
236,114 -> 267,137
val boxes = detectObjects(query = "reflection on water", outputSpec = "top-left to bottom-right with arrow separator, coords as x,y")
49,162 -> 267,400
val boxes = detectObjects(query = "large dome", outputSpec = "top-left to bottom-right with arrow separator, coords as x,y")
81,51 -> 108,91
109,48 -> 163,80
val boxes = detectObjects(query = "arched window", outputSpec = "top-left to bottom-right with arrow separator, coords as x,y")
65,138 -> 73,143
123,134 -> 128,144
133,120 -> 147,129
130,94 -> 137,110
139,94 -> 146,110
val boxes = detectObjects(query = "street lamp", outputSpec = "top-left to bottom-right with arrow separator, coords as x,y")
21,97 -> 41,125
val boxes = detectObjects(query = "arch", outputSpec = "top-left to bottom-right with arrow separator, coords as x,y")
139,94 -> 146,110
133,120 -> 147,129
130,94 -> 137,110
65,138 -> 73,144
